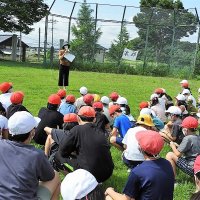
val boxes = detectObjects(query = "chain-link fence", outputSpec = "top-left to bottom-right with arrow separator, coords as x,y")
24,0 -> 200,77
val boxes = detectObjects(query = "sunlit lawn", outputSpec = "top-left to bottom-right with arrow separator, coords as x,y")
0,60 -> 199,199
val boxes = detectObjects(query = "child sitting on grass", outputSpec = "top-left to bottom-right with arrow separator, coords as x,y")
166,116 -> 200,178
44,113 -> 78,157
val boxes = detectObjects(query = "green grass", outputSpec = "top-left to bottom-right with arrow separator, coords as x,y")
0,60 -> 199,199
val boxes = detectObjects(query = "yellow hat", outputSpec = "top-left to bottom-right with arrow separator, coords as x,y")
93,94 -> 101,102
137,114 -> 154,127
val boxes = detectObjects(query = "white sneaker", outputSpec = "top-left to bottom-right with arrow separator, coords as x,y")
127,168 -> 131,173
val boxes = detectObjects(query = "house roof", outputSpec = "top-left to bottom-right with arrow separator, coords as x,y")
96,44 -> 107,50
0,49 -> 20,56
0,35 -> 12,44
0,35 -> 29,47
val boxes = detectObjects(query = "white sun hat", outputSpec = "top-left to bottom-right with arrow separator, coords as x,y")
61,169 -> 98,200
116,97 -> 128,105
100,96 -> 110,105
8,111 -> 40,136
79,86 -> 88,95
165,106 -> 182,115
150,93 -> 159,100
182,89 -> 191,95
140,108 -> 156,117
175,94 -> 186,101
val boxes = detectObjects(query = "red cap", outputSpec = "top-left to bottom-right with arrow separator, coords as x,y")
57,89 -> 66,98
63,113 -> 78,123
0,82 -> 12,93
109,92 -> 119,101
181,116 -> 198,129
154,88 -> 163,94
194,155 -> 200,174
78,106 -> 95,118
66,95 -> 76,103
48,94 -> 61,105
83,94 -> 94,105
136,130 -> 164,155
182,82 -> 189,88
10,91 -> 24,104
139,101 -> 149,110
109,105 -> 121,116
93,102 -> 103,110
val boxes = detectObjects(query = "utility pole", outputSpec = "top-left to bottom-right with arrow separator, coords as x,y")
18,31 -> 22,62
43,15 -> 48,65
49,16 -> 57,47
38,27 -> 41,62
43,0 -> 57,65
48,16 -> 57,68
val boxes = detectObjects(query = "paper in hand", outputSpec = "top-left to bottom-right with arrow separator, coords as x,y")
64,53 -> 75,62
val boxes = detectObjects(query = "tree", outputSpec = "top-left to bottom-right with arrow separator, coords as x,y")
71,0 -> 102,61
133,0 -> 197,64
107,24 -> 129,64
0,0 -> 48,34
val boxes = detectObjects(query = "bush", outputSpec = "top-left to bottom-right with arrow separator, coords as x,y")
50,59 -> 195,79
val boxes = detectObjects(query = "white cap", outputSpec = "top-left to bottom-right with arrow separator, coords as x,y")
79,86 -> 88,95
61,169 -> 98,200
165,106 -> 182,115
101,96 -> 109,105
176,94 -> 186,101
197,113 -> 200,118
116,97 -> 128,105
182,89 -> 191,95
150,93 -> 159,100
180,80 -> 188,84
161,88 -> 166,93
8,111 -> 40,136
140,108 -> 156,117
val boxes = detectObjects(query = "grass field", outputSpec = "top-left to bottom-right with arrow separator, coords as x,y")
0,60 -> 199,199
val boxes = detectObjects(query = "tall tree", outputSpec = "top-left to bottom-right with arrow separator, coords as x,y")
107,24 -> 129,63
71,1 -> 102,61
0,0 -> 48,34
133,0 -> 197,64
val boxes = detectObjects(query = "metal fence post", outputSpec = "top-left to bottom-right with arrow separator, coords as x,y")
92,3 -> 98,63
117,5 -> 126,72
194,8 -> 200,74
142,8 -> 154,75
169,9 -> 176,71
68,2 -> 76,43
43,0 -> 56,66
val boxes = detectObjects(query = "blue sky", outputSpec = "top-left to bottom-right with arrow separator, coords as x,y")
1,0 -> 200,48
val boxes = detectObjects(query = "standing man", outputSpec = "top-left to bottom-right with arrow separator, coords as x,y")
58,43 -> 71,89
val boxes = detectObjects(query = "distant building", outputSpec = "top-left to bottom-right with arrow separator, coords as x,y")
95,44 -> 107,63
0,34 -> 29,61
26,47 -> 44,56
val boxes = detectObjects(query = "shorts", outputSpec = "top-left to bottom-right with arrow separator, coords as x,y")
116,136 -> 123,147
122,154 -> 143,169
176,157 -> 194,177
49,152 -> 78,172
37,185 -> 51,200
